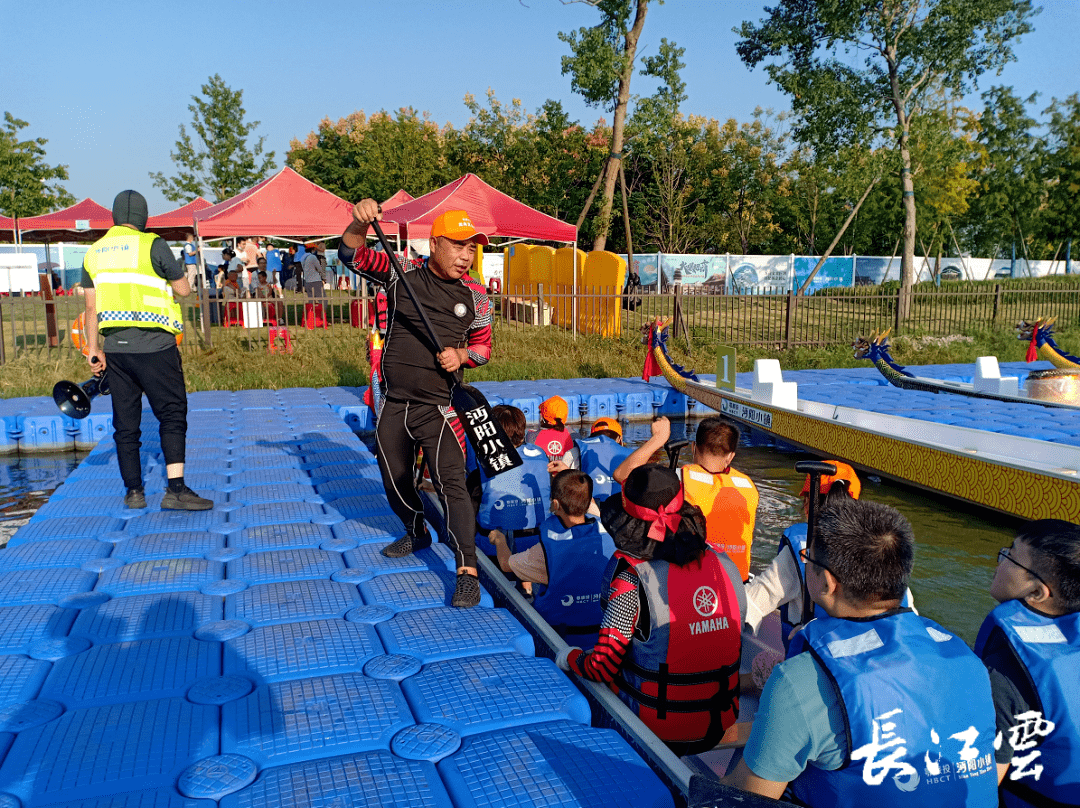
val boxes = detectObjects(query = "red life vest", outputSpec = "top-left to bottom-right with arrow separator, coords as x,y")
615,545 -> 743,752
534,426 -> 574,460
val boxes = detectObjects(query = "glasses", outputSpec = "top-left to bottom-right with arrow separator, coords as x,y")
997,546 -> 1053,596
799,547 -> 836,577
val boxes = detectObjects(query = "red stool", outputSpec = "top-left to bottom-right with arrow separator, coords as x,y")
269,324 -> 293,354
304,302 -> 328,330
225,301 -> 244,327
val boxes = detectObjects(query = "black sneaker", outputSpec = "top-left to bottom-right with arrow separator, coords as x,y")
451,573 -> 481,608
124,488 -> 146,509
161,486 -> 213,511
381,535 -> 431,558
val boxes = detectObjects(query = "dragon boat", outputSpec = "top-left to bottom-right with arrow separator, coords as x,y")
854,329 -> 1080,410
646,319 -> 1080,522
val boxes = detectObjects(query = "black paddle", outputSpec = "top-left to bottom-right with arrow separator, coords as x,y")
794,460 -> 837,629
664,439 -> 689,469
367,218 -> 523,477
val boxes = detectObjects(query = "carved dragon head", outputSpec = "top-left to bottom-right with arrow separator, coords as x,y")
853,329 -> 892,361
1016,317 -> 1054,344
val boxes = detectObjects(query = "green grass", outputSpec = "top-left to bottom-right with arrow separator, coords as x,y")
4,318 -> 1077,399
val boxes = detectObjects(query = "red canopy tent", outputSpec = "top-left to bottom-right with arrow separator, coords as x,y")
146,197 -> 211,240
380,173 -> 576,243
193,167 -> 353,239
17,198 -> 114,242
0,213 -> 15,244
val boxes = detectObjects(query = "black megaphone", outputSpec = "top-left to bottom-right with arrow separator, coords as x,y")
53,370 -> 110,419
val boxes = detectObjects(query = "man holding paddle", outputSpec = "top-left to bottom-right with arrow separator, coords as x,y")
339,199 -> 493,607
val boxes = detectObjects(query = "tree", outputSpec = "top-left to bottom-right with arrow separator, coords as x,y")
1041,93 -> 1080,250
736,0 -> 1036,316
289,108 -> 450,203
0,112 -> 74,219
559,0 -> 658,250
150,74 -> 275,203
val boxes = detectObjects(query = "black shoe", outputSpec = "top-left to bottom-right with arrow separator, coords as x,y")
451,573 -> 481,608
161,486 -> 213,511
381,535 -> 431,558
124,488 -> 146,509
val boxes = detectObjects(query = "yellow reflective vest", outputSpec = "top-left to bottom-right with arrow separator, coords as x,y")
681,463 -> 758,581
84,226 -> 183,335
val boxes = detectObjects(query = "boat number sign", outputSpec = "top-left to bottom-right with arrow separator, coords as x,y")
721,399 -> 773,430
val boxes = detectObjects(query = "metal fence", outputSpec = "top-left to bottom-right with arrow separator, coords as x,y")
4,283 -> 1080,365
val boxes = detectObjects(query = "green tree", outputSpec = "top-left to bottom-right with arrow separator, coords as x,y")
1041,93 -> 1080,250
736,0 -> 1036,316
0,112 -> 74,219
560,0 -> 672,250
150,74 -> 275,203
961,86 -> 1042,257
288,107 -> 449,203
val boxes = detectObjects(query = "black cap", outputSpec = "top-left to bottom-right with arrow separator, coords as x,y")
112,190 -> 148,231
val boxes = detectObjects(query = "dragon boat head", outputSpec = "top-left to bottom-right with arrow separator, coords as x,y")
853,330 -> 892,362
645,318 -> 699,383
1016,317 -> 1054,346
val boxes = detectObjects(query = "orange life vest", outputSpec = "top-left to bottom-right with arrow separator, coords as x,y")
681,463 -> 758,581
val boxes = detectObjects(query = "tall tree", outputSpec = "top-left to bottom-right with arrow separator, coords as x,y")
0,112 -> 74,219
559,0 -> 659,250
736,0 -> 1036,316
1041,93 -> 1080,251
150,74 -> 275,203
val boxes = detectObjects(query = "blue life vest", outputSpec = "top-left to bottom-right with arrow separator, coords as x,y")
578,435 -> 634,501
474,444 -> 550,556
532,514 -> 616,648
789,610 -> 998,808
974,600 -> 1080,808
779,522 -> 914,655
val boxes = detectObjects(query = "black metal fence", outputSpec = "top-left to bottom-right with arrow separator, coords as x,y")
4,283 -> 1080,365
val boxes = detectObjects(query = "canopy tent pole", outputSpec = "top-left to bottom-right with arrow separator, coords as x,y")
572,239 -> 578,339
194,216 -> 212,346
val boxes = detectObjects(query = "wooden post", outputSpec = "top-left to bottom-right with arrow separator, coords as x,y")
39,274 -> 59,348
894,287 -> 902,333
536,283 -> 544,327
785,289 -> 796,349
993,283 -> 1003,324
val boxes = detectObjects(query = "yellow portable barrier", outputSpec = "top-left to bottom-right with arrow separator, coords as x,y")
552,246 -> 585,328
504,244 -> 535,298
528,246 -> 555,319
579,251 -> 627,337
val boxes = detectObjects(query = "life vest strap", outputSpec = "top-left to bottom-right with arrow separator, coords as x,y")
618,658 -> 739,719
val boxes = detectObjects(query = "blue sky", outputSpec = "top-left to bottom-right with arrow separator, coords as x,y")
5,0 -> 1077,214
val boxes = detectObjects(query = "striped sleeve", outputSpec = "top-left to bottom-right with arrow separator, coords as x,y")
567,567 -> 641,682
464,278 -> 492,368
337,242 -> 396,286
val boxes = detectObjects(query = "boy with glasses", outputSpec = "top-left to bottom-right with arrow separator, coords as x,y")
976,519 -> 1080,806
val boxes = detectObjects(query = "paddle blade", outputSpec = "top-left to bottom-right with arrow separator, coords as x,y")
451,383 -> 523,476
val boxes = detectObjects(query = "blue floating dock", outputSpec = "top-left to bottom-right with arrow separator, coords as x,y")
0,382 -> 747,808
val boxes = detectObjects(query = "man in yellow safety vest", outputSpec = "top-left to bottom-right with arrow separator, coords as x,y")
82,190 -> 211,511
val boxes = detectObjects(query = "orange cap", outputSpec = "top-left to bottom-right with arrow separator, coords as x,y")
539,396 -> 569,426
431,210 -> 490,246
590,417 -> 623,440
800,460 -> 861,500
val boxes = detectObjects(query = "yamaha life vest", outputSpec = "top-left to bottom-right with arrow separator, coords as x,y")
474,444 -> 551,556
789,610 -> 998,808
974,600 -> 1080,808
533,426 -> 574,460
84,226 -> 183,335
532,515 -> 617,648
779,523 -> 916,655
578,435 -> 634,501
616,546 -> 744,753
680,463 -> 758,581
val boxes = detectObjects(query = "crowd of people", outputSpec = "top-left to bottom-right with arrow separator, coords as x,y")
334,199 -> 1076,807
449,393 -> 1078,807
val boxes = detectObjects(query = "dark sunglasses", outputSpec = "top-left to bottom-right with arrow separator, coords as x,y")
998,546 -> 1053,596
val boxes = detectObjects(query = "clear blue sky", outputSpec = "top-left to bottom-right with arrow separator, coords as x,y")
5,0 -> 1077,214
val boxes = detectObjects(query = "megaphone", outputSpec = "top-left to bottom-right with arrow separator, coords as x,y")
53,372 -> 110,419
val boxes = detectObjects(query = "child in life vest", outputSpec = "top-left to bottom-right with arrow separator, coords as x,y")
614,416 -> 758,580
532,396 -> 575,464
490,469 -> 615,647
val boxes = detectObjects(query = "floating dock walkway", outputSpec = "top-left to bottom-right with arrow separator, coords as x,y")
1,363 -> 1078,808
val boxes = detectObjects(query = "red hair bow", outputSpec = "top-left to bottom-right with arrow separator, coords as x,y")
622,488 -> 684,542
